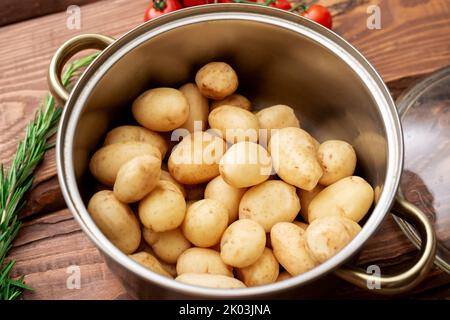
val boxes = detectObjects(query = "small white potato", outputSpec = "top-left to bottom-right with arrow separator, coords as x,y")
132,87 -> 189,132
177,248 -> 233,277
236,248 -> 279,287
179,83 -> 209,132
269,127 -> 322,191
318,140 -> 357,186
142,227 -> 191,264
103,125 -> 168,158
176,273 -> 246,288
129,252 -> 173,278
168,131 -> 227,184
195,62 -> 238,100
89,142 -> 161,186
308,176 -> 374,223
208,106 -> 260,144
219,141 -> 272,188
256,105 -> 300,145
210,94 -> 251,111
139,181 -> 186,232
297,184 -> 324,222
271,222 -> 317,276
239,180 -> 300,232
87,190 -> 141,254
220,219 -> 266,268
205,176 -> 247,224
160,170 -> 186,197
182,199 -> 229,247
113,155 -> 161,203
305,215 -> 361,263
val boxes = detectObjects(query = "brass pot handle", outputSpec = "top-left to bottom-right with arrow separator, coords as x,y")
48,34 -> 115,103
334,195 -> 436,294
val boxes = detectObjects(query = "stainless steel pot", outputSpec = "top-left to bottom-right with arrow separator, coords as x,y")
49,4 -> 436,298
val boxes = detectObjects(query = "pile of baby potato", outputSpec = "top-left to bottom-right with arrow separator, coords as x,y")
87,62 -> 375,289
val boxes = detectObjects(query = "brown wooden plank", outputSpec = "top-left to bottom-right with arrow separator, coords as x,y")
0,0 -> 101,27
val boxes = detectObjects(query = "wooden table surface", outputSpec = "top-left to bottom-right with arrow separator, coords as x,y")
1,0 -> 449,300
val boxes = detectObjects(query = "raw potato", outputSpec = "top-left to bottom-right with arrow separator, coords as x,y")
132,87 -> 189,132
113,155 -> 161,203
297,184 -> 324,222
305,215 -> 361,263
205,176 -> 247,224
271,222 -> 317,276
269,127 -> 322,191
168,131 -> 227,184
87,190 -> 141,254
103,125 -> 168,158
129,252 -> 173,278
182,199 -> 229,247
177,248 -> 233,277
239,180 -> 300,232
89,142 -> 161,186
195,62 -> 238,100
256,105 -> 300,145
142,227 -> 191,264
179,83 -> 209,132
209,106 -> 260,143
308,176 -> 374,223
176,273 -> 246,288
318,140 -> 357,186
139,181 -> 186,232
276,271 -> 292,282
236,248 -> 279,287
220,219 -> 266,268
219,142 -> 272,188
160,170 -> 186,197
210,94 -> 251,111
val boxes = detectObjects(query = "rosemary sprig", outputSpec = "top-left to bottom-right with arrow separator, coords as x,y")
0,52 -> 99,300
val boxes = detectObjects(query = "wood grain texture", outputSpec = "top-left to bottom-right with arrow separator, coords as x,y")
1,0 -> 450,299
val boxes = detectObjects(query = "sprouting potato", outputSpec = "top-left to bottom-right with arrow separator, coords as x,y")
113,155 -> 161,203
168,131 -> 227,184
210,94 -> 251,111
308,176 -> 374,223
256,105 -> 300,145
208,106 -> 260,144
129,251 -> 173,278
317,140 -> 357,186
195,62 -> 238,100
103,125 -> 168,158
271,222 -> 317,276
219,141 -> 272,188
176,273 -> 246,288
87,190 -> 141,254
132,87 -> 189,132
179,83 -> 209,132
177,247 -> 233,277
297,184 -> 324,222
160,170 -> 186,197
236,248 -> 279,287
142,227 -> 191,264
239,180 -> 300,232
89,142 -> 161,186
305,215 -> 361,263
182,199 -> 229,247
139,181 -> 186,232
268,127 -> 322,191
220,219 -> 266,268
205,175 -> 247,224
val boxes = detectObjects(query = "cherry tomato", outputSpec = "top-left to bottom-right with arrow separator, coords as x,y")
183,0 -> 214,7
269,0 -> 292,10
144,0 -> 183,21
301,4 -> 332,29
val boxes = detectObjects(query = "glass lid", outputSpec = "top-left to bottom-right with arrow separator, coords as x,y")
395,66 -> 450,274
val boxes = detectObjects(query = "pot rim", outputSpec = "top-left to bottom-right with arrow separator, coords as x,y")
56,4 -> 403,297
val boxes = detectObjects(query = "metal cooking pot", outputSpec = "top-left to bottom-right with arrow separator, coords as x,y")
48,4 -> 436,298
